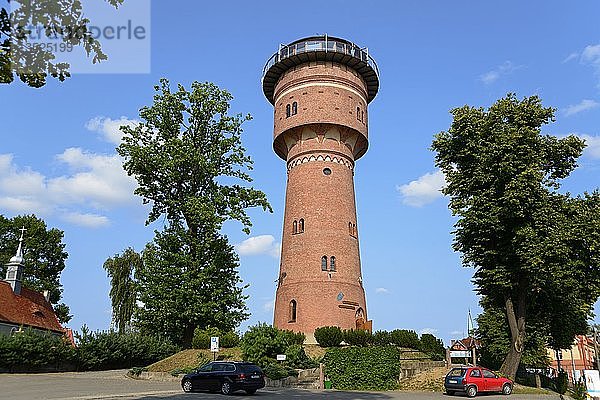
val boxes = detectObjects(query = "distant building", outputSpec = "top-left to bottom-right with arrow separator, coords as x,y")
547,335 -> 597,382
449,336 -> 480,365
0,228 -> 64,336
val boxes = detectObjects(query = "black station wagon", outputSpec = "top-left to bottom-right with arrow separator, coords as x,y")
181,361 -> 265,395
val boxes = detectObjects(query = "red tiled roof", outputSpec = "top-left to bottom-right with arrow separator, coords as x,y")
0,281 -> 64,333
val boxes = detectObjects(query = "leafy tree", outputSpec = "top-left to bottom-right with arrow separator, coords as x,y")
118,79 -> 271,348
432,94 -> 600,378
102,247 -> 140,334
476,299 -> 550,370
389,329 -> 420,349
135,224 -> 248,347
419,333 -> 445,360
1,0 -> 124,87
0,214 -> 71,323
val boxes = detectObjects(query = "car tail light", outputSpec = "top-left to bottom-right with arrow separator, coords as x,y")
238,373 -> 246,380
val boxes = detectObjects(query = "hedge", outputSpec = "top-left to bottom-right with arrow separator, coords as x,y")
323,346 -> 401,390
314,326 -> 343,347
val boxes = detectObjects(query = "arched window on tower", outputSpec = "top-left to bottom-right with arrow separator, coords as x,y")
330,256 -> 336,272
321,256 -> 328,271
289,300 -> 297,323
292,102 -> 298,115
362,110 -> 364,123
357,106 -> 361,120
293,220 -> 298,234
299,218 -> 304,233
286,104 -> 291,118
348,222 -> 352,235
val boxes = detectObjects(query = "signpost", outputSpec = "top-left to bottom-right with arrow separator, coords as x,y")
276,354 -> 286,361
211,336 -> 219,361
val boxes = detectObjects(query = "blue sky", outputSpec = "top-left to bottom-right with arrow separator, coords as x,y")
2,0 -> 600,344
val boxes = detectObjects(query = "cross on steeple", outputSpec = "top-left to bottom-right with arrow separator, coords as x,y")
15,226 -> 26,259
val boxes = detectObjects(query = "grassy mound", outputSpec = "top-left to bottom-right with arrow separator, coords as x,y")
147,348 -> 243,373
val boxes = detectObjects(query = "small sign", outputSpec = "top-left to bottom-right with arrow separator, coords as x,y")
276,354 -> 286,361
450,350 -> 471,358
210,336 -> 219,352
584,370 -> 600,398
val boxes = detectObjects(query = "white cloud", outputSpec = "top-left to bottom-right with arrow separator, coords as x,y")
375,287 -> 389,294
62,212 -> 110,228
578,134 -> 600,159
235,235 -> 281,258
563,99 -> 600,117
563,52 -> 579,63
479,61 -> 520,84
419,328 -> 438,336
449,330 -> 464,336
0,148 -> 137,227
49,148 -> 137,207
581,44 -> 600,86
86,116 -> 138,145
397,170 -> 446,207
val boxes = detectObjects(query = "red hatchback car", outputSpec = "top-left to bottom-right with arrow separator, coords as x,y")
444,366 -> 513,397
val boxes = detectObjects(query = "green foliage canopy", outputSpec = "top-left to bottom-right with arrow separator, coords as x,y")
432,94 -> 600,378
102,247 -> 140,334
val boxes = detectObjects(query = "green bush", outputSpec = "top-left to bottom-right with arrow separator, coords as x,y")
343,329 -> 372,347
372,330 -> 391,346
192,327 -> 239,349
314,326 -> 343,347
285,344 -> 318,369
571,381 -> 587,400
556,371 -> 568,395
389,329 -> 420,349
323,346 -> 400,390
75,326 -> 178,371
0,329 -> 76,372
419,333 -> 445,360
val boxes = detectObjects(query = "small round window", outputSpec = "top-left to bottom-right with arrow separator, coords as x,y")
323,168 -> 332,176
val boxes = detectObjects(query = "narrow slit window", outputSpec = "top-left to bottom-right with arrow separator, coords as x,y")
292,102 -> 298,115
289,300 -> 297,322
299,218 -> 304,233
357,107 -> 360,120
293,220 -> 298,234
321,256 -> 328,271
330,256 -> 336,272
286,104 -> 291,118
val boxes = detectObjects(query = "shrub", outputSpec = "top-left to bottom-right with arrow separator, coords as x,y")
220,331 -> 240,348
571,381 -> 587,400
192,327 -> 239,349
314,326 -> 343,347
0,328 -> 76,372
418,333 -> 445,360
389,329 -> 420,349
372,330 -> 391,346
323,346 -> 400,390
343,329 -> 372,347
75,326 -> 178,371
556,371 -> 568,395
285,344 -> 318,369
280,329 -> 305,346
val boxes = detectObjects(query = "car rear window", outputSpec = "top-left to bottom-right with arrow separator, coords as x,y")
240,364 -> 262,373
448,368 -> 467,377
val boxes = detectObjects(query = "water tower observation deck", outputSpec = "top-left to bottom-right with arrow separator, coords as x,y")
261,35 -> 380,105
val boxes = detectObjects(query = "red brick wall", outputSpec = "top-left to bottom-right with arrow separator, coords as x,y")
272,62 -> 371,337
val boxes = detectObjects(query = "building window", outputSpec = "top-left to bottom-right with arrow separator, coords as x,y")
323,167 -> 331,176
321,256 -> 328,271
299,218 -> 304,233
292,102 -> 298,115
357,107 -> 360,120
330,256 -> 336,272
362,110 -> 364,123
286,104 -> 291,118
293,220 -> 298,234
289,300 -> 297,323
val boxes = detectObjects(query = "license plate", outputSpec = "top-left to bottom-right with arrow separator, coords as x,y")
449,379 -> 457,384
251,374 -> 260,379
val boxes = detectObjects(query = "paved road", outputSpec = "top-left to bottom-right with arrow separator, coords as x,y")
0,370 -> 563,400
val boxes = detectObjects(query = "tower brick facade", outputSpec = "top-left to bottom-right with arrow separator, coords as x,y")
262,36 -> 379,341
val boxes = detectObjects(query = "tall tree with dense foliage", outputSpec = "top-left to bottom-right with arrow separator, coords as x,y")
1,0 -> 124,87
118,79 -> 271,347
432,94 -> 600,378
0,214 -> 71,323
102,247 -> 140,334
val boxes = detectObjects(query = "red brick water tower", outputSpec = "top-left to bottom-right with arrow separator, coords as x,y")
262,35 -> 379,341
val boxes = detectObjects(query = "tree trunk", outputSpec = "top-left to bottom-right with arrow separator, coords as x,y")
499,294 -> 526,379
182,324 -> 195,349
